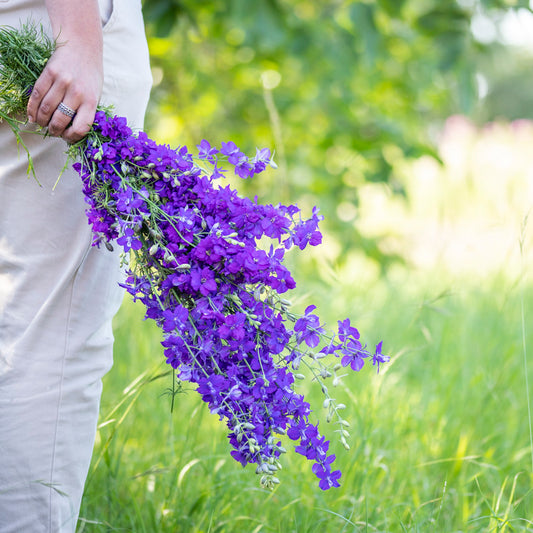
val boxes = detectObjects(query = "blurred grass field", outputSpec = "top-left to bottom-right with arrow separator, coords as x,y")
78,118 -> 533,532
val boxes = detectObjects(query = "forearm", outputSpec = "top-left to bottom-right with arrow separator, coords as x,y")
45,0 -> 102,51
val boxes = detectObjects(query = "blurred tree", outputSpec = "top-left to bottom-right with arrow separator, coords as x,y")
140,0 -> 530,266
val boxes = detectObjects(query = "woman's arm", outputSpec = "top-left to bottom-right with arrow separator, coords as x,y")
26,0 -> 103,142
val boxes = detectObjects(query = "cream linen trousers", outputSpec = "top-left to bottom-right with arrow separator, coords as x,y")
0,1 -> 152,531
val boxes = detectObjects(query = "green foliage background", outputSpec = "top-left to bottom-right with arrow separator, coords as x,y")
77,3 -> 533,530
140,0 -> 532,266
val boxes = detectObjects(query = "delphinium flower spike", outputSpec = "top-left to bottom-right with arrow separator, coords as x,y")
0,23 -> 390,490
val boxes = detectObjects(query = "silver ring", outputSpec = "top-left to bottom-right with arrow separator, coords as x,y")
57,102 -> 76,118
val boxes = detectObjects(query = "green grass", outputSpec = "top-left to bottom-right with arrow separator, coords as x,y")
78,268 -> 533,532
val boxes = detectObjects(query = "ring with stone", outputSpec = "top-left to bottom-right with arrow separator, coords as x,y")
57,102 -> 76,118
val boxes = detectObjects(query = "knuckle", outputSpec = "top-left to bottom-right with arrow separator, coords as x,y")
36,116 -> 49,128
64,132 -> 81,143
45,64 -> 59,79
70,86 -> 83,101
73,124 -> 89,137
47,119 -> 63,136
40,102 -> 52,115
58,75 -> 73,91
66,124 -> 87,141
86,96 -> 98,109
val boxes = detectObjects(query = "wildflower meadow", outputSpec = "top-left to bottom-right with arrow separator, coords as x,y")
77,117 -> 533,532
3,0 -> 533,531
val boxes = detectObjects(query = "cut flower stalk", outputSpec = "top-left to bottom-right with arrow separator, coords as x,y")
0,23 -> 389,490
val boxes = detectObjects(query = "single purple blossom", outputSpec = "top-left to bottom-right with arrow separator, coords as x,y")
340,337 -> 370,372
294,305 -> 324,348
373,341 -> 390,373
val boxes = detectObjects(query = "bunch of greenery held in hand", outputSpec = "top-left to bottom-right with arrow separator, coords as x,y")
0,23 -> 389,490
0,23 -> 54,179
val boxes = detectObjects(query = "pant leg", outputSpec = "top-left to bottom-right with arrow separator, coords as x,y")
0,1 -> 152,531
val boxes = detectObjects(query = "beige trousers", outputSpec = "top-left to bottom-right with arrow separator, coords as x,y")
0,1 -> 152,531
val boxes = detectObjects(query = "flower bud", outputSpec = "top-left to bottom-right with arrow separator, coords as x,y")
336,403 -> 346,410
294,374 -> 305,380
341,429 -> 350,438
339,420 -> 350,428
164,252 -> 176,263
340,436 -> 350,450
229,294 -> 242,305
149,244 -> 159,256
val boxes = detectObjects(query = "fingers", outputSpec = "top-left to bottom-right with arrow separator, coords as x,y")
61,103 -> 95,143
26,62 -> 97,143
26,69 -> 54,125
47,102 -> 76,137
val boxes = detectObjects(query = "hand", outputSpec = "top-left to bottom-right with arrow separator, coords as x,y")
27,1 -> 103,143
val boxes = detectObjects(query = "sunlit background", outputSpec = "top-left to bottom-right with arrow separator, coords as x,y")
141,0 -> 533,283
79,1 -> 533,531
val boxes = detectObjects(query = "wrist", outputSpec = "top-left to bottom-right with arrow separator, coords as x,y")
45,0 -> 103,50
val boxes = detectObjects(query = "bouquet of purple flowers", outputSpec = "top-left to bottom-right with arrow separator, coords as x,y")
0,23 -> 389,491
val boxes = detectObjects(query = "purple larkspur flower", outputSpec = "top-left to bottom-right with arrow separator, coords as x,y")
218,313 -> 247,341
294,305 -> 324,348
161,304 -> 189,333
64,108 -> 390,492
312,456 -> 342,490
116,225 -> 142,252
340,336 -> 370,372
373,341 -> 390,373
197,139 -> 219,162
190,267 -> 217,296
